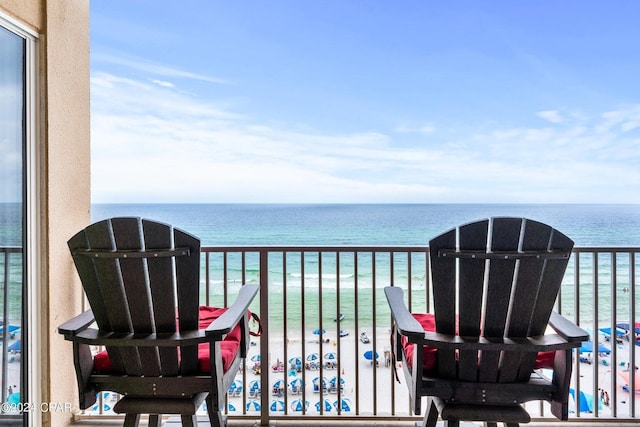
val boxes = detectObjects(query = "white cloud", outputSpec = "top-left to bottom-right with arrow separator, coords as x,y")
90,71 -> 640,204
536,110 -> 564,124
92,52 -> 230,85
150,79 -> 175,88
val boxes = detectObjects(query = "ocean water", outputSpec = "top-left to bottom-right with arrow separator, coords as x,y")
88,204 -> 640,326
91,203 -> 640,247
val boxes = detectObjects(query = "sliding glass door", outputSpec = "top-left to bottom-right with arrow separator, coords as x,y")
0,22 -> 26,425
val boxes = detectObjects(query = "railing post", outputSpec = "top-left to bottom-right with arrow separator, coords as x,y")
258,249 -> 270,426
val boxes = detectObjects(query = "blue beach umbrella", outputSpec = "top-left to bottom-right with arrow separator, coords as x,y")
290,398 -> 309,412
364,350 -> 379,360
600,327 -> 626,339
315,399 -> 332,412
270,399 -> 285,412
272,379 -> 285,389
91,402 -> 111,412
227,403 -> 236,412
617,322 -> 640,334
246,400 -> 261,412
290,377 -> 304,390
329,376 -> 345,386
312,376 -> 327,386
334,398 -> 353,412
312,376 -> 327,392
8,393 -> 20,405
324,352 -> 337,360
307,353 -> 319,361
579,341 -> 611,354
289,356 -> 302,366
0,325 -> 20,334
8,340 -> 20,352
313,328 -> 326,335
249,380 -> 261,392
251,354 -> 261,362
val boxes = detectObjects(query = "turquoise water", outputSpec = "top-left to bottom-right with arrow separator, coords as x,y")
91,203 -> 640,246
89,204 -> 640,325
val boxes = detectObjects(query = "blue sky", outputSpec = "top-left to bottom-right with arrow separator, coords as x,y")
90,1 -> 640,204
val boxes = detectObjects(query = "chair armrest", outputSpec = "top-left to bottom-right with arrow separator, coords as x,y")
206,283 -> 259,338
384,286 -> 425,340
58,310 -> 95,336
548,311 -> 589,343
67,328 -> 212,347
420,331 -> 581,352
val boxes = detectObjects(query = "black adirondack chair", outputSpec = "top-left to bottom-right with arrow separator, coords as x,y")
58,217 -> 259,427
385,217 -> 588,427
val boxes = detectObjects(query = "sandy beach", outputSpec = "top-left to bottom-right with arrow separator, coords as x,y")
229,327 -> 409,416
225,324 -> 640,420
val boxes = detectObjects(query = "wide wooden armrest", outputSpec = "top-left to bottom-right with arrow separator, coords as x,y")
384,286 -> 425,340
206,283 -> 259,338
65,328 -> 212,347
420,332 -> 582,352
548,311 -> 589,343
58,310 -> 95,336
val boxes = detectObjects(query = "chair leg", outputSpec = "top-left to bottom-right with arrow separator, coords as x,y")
123,413 -> 140,427
206,394 -> 225,427
148,414 -> 161,427
180,414 -> 198,427
421,398 -> 439,427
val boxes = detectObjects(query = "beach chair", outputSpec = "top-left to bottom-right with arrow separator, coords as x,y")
385,217 -> 588,427
58,217 -> 259,427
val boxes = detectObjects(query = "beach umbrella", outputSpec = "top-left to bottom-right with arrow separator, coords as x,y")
249,380 -> 261,392
8,340 -> 20,352
270,399 -> 285,412
8,393 -> 20,405
272,379 -> 285,389
579,341 -> 611,354
290,398 -> 309,412
290,377 -> 304,390
289,356 -> 302,366
569,389 -> 590,413
315,399 -> 332,412
364,350 -> 379,360
324,352 -> 337,360
617,322 -> 640,336
0,325 -> 20,334
312,376 -> 327,386
599,327 -> 626,339
313,328 -> 326,335
251,354 -> 261,362
307,353 -> 319,361
228,380 -> 238,394
312,376 -> 327,392
329,376 -> 345,386
334,397 -> 353,412
618,371 -> 640,393
227,403 -> 237,412
91,402 -> 111,413
246,400 -> 261,412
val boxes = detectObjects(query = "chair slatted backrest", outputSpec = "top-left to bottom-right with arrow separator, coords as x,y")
429,217 -> 573,383
68,217 -> 201,376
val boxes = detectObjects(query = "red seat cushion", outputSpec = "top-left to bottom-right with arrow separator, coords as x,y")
402,313 -> 556,374
93,306 -> 242,374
